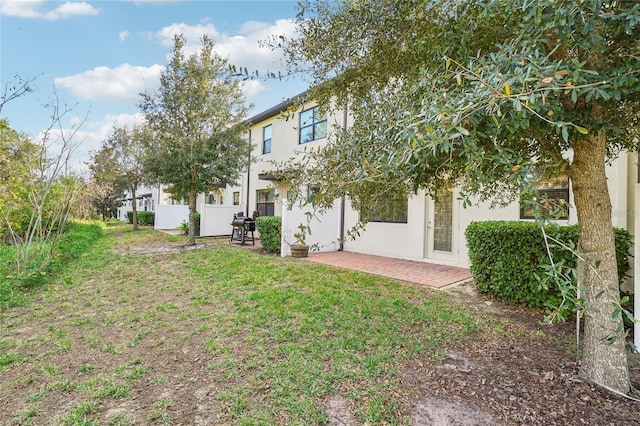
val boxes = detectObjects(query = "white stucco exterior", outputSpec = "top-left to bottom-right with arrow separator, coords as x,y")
151,94 -> 637,346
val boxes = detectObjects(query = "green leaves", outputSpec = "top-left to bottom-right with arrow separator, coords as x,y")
140,35 -> 251,193
466,221 -> 632,314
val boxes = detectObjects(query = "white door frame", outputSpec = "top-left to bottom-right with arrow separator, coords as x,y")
425,190 -> 459,263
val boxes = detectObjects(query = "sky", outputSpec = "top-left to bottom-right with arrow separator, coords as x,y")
0,0 -> 308,171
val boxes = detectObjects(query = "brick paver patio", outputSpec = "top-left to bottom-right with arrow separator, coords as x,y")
306,250 -> 473,289
225,237 -> 473,289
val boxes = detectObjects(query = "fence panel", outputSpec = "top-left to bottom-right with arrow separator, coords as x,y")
201,204 -> 246,236
280,200 -> 341,257
154,205 -> 189,230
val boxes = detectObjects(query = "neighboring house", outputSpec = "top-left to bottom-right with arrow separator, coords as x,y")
245,97 -> 347,255
242,97 -> 632,275
117,185 -> 158,222
152,92 -> 637,348
153,184 -> 245,235
240,93 -> 639,350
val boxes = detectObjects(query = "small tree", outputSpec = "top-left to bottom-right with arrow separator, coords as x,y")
104,124 -> 150,230
139,34 -> 251,245
88,144 -> 127,221
0,88 -> 86,275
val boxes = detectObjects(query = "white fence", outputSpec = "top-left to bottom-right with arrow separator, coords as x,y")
280,200 -> 341,257
200,204 -> 246,236
154,204 -> 189,230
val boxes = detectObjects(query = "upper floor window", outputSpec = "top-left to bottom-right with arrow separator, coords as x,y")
233,191 -> 240,206
520,174 -> 570,220
299,106 -> 327,144
263,124 -> 272,154
205,193 -> 223,205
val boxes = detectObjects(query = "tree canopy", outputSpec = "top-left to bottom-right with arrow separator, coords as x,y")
277,0 -> 640,394
139,34 -> 251,245
0,120 -> 40,243
88,137 -> 127,221
105,124 -> 149,229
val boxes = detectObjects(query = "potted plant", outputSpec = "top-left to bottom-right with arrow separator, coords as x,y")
289,223 -> 310,258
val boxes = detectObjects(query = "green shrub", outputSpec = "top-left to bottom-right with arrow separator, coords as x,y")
256,216 -> 281,253
50,222 -> 103,272
177,212 -> 200,236
138,211 -> 155,226
125,211 -> 155,226
465,221 -> 632,310
0,221 -> 103,307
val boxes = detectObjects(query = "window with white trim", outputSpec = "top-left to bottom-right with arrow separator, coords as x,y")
299,106 -> 327,144
263,124 -> 272,154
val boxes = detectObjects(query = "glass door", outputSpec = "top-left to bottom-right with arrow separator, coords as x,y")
426,188 -> 458,262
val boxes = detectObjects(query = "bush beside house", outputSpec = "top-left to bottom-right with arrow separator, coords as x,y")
466,221 -> 632,310
256,216 -> 281,253
125,211 -> 155,226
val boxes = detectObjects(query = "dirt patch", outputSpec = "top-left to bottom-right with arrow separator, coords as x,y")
326,396 -> 359,426
411,397 -> 501,425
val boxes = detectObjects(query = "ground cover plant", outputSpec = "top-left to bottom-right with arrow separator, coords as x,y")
0,221 -> 102,309
0,223 -> 638,425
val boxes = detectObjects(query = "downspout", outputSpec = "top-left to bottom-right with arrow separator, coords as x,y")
339,104 -> 348,251
246,129 -> 252,218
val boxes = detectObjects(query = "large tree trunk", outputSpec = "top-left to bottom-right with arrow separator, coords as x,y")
570,126 -> 630,394
187,191 -> 197,246
131,185 -> 138,231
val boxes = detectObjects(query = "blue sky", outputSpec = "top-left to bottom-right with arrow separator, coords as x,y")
1,0 -> 307,170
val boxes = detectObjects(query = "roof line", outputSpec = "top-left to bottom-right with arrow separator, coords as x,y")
246,89 -> 309,125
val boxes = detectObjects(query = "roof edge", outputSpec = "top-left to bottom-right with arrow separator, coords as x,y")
246,90 -> 309,125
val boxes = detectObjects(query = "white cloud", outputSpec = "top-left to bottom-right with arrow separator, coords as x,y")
149,18 -> 300,108
0,1 -> 99,20
54,64 -> 165,103
240,79 -> 266,99
154,18 -> 298,74
131,0 -> 185,5
155,21 -> 221,49
119,31 -> 130,42
57,111 -> 146,172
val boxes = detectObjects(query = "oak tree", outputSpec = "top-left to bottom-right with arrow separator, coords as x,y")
278,0 -> 640,394
104,124 -> 150,230
88,142 -> 127,221
139,34 -> 251,245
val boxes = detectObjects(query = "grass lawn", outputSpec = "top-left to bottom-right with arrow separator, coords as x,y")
1,223 -> 495,425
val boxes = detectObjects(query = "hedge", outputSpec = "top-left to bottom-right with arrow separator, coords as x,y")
256,216 -> 282,253
465,221 -> 632,309
125,211 -> 155,226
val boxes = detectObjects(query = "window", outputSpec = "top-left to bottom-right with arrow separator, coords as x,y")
256,188 -> 275,216
520,175 -> 570,220
368,196 -> 408,223
205,193 -> 215,204
263,125 -> 272,154
168,197 -> 187,205
233,191 -> 240,206
433,188 -> 453,252
307,185 -> 320,203
299,106 -> 327,144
